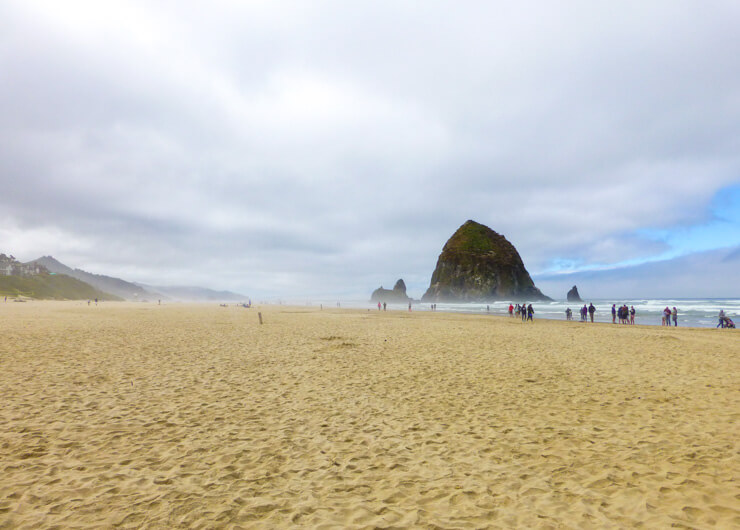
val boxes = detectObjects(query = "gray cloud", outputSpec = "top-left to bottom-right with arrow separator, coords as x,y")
1,1 -> 739,298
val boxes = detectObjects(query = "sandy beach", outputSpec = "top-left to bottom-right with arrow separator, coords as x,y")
0,302 -> 738,528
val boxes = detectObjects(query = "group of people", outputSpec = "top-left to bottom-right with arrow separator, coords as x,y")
579,303 -> 596,322
509,303 -> 535,321
565,303 -> 637,324
661,306 -> 679,326
564,303 -> 597,322
612,304 -> 636,324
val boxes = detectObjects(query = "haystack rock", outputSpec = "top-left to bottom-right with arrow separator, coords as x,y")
567,285 -> 582,302
370,279 -> 412,303
421,220 -> 551,302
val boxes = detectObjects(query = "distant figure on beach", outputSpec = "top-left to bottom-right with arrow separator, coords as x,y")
508,304 -> 513,317
717,310 -> 726,328
521,304 -> 527,321
383,302 -> 386,311
630,306 -> 635,324
527,304 -> 534,321
581,305 -> 587,322
662,307 -> 671,326
672,307 -> 678,327
408,302 -> 412,312
611,304 -> 616,324
378,302 -> 381,311
588,303 -> 595,323
87,300 -> 90,306
486,305 -> 490,313
565,307 -> 572,320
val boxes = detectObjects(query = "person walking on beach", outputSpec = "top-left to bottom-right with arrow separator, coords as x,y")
527,304 -> 534,321
508,303 -> 514,317
672,307 -> 678,327
611,304 -> 616,323
662,307 -> 671,326
630,306 -> 635,324
565,307 -> 572,320
522,304 -> 527,321
588,303 -> 595,323
717,309 -> 725,328
378,302 -> 381,311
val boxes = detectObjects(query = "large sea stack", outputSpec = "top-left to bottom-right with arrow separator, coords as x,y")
421,220 -> 551,302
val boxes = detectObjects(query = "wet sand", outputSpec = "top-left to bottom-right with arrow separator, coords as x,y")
1,302 -> 738,528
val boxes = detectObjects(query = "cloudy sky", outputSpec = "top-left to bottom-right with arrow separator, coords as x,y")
2,1 -> 739,300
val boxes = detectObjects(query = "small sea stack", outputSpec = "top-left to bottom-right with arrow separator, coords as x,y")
370,279 -> 412,303
567,285 -> 583,302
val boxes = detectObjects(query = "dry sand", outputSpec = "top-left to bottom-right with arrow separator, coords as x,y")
0,301 -> 738,528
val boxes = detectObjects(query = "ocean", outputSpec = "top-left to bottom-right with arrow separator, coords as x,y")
333,299 -> 739,329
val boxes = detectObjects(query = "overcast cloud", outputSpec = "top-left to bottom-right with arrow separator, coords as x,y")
2,1 -> 739,299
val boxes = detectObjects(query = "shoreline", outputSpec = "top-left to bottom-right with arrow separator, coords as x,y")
1,296 -> 737,329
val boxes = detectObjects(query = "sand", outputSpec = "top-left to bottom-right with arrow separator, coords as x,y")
0,302 -> 738,528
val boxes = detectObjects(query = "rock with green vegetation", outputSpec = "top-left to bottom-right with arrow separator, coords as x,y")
422,220 -> 551,302
370,279 -> 412,303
